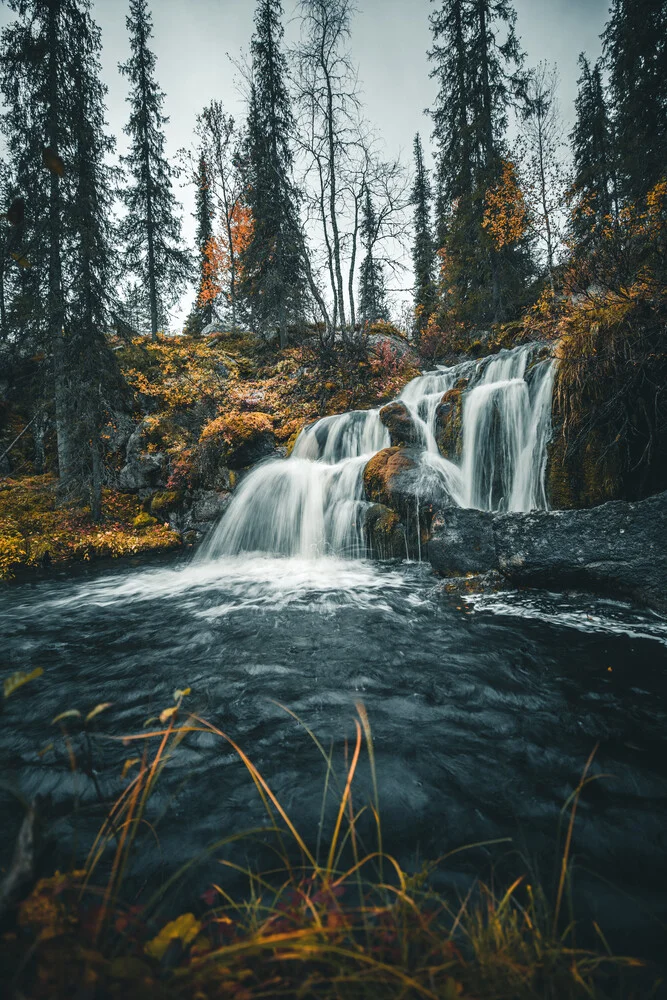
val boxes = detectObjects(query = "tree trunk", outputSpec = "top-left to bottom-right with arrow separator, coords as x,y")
321,52 -> 347,334
477,0 -> 503,321
138,36 -> 159,340
47,1 -> 73,485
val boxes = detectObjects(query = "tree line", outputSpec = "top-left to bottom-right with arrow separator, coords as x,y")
0,0 -> 665,510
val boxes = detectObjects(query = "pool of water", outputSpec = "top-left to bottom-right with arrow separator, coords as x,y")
2,555 -> 667,961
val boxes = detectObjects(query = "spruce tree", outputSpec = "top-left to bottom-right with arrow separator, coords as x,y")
411,134 -> 436,339
0,0 -> 119,509
603,0 -> 667,202
119,0 -> 190,340
184,153 -> 214,335
429,0 -> 530,324
67,4 -> 121,517
570,55 -> 616,243
241,0 -> 307,348
358,185 -> 389,328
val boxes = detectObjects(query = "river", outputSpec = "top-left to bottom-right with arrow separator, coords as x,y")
2,554 -> 667,962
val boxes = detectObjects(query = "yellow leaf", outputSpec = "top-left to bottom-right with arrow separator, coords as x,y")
85,702 -> 113,724
144,913 -> 202,960
173,687 -> 191,702
3,667 -> 43,699
121,758 -> 140,780
52,709 -> 82,725
159,706 -> 178,724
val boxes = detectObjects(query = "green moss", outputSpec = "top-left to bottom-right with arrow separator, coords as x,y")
435,379 -> 467,460
150,491 -> 182,516
132,512 -> 159,529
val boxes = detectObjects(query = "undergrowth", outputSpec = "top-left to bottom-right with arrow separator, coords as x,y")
0,474 -> 181,580
0,690 -> 656,999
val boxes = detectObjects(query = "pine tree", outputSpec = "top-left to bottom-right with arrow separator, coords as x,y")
603,0 -> 667,202
570,55 -> 616,243
0,0 -> 120,509
429,0 -> 531,325
67,3 -> 121,517
119,0 -> 190,340
411,134 -> 436,339
358,185 -> 389,328
184,153 -> 215,335
241,0 -> 307,348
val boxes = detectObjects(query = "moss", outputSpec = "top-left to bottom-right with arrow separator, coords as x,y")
435,379 -> 468,460
133,512 -> 159,529
150,491 -> 183,516
363,447 -> 416,508
0,476 -> 181,581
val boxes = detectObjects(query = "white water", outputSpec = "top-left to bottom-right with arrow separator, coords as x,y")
203,344 -> 555,561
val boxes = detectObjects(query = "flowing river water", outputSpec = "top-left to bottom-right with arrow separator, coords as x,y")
2,346 -> 667,964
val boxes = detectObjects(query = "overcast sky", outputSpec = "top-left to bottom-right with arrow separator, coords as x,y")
0,0 -> 611,327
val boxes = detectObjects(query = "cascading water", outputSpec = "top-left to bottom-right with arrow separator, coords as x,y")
203,343 -> 556,561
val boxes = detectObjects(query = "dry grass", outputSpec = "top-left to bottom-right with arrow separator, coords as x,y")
1,696 -> 655,999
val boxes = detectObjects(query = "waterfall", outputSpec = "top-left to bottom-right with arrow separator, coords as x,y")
203,343 -> 555,561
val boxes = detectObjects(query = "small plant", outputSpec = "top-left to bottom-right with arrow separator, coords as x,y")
1,697 -> 652,999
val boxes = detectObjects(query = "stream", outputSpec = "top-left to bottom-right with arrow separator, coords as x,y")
2,556 -> 667,962
2,344 -> 667,967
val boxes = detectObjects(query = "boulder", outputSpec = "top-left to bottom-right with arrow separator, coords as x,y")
379,402 -> 422,447
428,508 -> 496,576
435,379 -> 468,460
364,503 -> 408,560
119,420 -> 166,490
493,492 -> 667,610
428,491 -> 667,611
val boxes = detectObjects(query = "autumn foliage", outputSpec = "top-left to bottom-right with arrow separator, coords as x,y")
198,201 -> 254,309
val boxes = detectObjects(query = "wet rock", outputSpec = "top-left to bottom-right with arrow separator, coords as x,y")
435,379 -> 468,460
363,447 -> 421,515
379,402 -> 422,448
493,492 -> 667,611
428,491 -> 667,611
428,508 -> 496,576
364,503 -> 408,559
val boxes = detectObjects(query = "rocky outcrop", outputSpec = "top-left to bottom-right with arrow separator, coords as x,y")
435,379 -> 467,460
364,503 -> 409,560
428,491 -> 667,611
379,402 -> 422,447
119,421 -> 166,490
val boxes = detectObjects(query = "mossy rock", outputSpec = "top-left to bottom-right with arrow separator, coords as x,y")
150,490 -> 183,517
133,512 -> 158,530
363,447 -> 419,511
364,503 -> 408,560
199,410 -> 276,470
379,402 -> 422,447
435,378 -> 468,460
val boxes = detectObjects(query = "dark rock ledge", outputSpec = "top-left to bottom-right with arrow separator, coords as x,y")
427,491 -> 667,612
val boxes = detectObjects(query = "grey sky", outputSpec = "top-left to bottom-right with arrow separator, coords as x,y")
0,0 -> 611,325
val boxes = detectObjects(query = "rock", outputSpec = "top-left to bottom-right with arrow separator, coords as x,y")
428,508 -> 496,575
150,490 -> 183,518
199,412 -> 276,471
119,420 -> 167,491
190,490 -> 232,525
366,332 -> 413,358
364,447 -> 459,520
133,512 -> 158,529
435,379 -> 468,460
364,503 -> 408,559
119,452 -> 166,490
379,402 -> 423,447
428,491 -> 667,611
493,492 -> 667,610
363,447 -> 421,515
